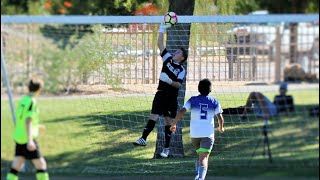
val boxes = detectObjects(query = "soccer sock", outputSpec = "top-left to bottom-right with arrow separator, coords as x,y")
198,166 -> 207,179
36,169 -> 49,180
141,120 -> 156,140
7,168 -> 18,180
195,161 -> 200,175
164,125 -> 172,148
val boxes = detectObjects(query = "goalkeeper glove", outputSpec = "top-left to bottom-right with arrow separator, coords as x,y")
160,73 -> 173,84
158,23 -> 171,33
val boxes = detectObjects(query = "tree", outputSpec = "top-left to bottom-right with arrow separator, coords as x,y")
1,0 -> 160,15
227,0 -> 319,15
233,0 -> 260,15
215,0 -> 237,15
42,0 -> 158,15
154,0 -> 195,158
38,0 -> 159,50
258,0 -> 308,14
34,25 -> 124,93
1,0 -> 29,14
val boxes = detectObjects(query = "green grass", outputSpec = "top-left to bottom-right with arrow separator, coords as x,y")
1,89 -> 319,178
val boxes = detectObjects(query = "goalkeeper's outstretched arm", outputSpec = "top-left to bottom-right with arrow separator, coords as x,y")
158,24 -> 171,53
158,29 -> 165,53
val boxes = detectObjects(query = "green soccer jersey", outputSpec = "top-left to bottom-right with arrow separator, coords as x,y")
14,95 -> 40,144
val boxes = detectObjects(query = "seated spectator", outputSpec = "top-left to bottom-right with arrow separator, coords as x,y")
225,82 -> 295,119
241,91 -> 278,119
273,82 -> 295,115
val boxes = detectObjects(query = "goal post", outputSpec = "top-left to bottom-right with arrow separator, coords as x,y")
1,36 -> 16,125
1,14 -> 319,175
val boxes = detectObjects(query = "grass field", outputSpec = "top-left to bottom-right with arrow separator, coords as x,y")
1,89 -> 319,179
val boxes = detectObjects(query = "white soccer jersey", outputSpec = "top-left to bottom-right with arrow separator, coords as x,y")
183,95 -> 223,138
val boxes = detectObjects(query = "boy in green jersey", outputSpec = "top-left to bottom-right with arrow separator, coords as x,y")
7,78 -> 49,180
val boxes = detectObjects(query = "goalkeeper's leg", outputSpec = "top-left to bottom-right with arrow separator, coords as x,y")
134,113 -> 159,146
134,91 -> 165,146
160,117 -> 173,157
141,119 -> 156,140
164,116 -> 173,149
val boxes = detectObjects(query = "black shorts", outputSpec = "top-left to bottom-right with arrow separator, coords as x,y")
151,91 -> 178,118
15,140 -> 42,160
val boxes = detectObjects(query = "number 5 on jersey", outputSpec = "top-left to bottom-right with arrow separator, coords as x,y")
200,103 -> 208,120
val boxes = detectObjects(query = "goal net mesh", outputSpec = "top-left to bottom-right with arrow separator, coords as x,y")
1,15 -> 319,175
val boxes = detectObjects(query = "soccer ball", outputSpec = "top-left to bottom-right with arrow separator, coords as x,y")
164,12 -> 178,26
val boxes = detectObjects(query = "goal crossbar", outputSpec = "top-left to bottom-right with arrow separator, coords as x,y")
1,14 -> 319,24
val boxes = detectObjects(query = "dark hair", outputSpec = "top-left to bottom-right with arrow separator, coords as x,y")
180,47 -> 188,64
198,78 -> 212,96
28,78 -> 43,92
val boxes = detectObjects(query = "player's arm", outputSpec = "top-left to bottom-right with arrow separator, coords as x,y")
158,29 -> 165,53
170,107 -> 187,133
170,81 -> 182,89
216,113 -> 225,133
159,73 -> 182,89
26,117 -> 36,151
169,67 -> 186,89
158,24 -> 171,53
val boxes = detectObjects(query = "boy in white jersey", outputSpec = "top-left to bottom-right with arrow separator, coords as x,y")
170,79 -> 225,180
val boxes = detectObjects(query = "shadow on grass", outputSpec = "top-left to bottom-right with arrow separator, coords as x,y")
9,104 -> 316,177
1,159 -> 11,173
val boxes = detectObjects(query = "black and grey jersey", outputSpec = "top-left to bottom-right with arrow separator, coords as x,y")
157,48 -> 186,96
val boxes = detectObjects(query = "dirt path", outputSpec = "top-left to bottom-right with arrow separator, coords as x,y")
2,82 -> 318,100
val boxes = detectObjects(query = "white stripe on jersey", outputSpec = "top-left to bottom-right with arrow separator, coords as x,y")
162,53 -> 172,62
177,67 -> 186,80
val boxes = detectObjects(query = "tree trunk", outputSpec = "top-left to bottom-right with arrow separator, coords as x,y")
289,0 -> 298,63
289,23 -> 298,63
289,0 -> 308,64
154,0 -> 195,158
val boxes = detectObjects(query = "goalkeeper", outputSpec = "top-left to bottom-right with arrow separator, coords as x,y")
170,79 -> 225,180
133,23 -> 188,158
7,78 -> 49,180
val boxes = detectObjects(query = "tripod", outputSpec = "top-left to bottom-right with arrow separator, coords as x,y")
248,119 -> 273,166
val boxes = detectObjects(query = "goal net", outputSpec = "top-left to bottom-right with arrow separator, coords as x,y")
1,14 -> 319,175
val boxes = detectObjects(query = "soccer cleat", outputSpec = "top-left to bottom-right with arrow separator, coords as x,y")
160,148 -> 170,158
133,138 -> 147,146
